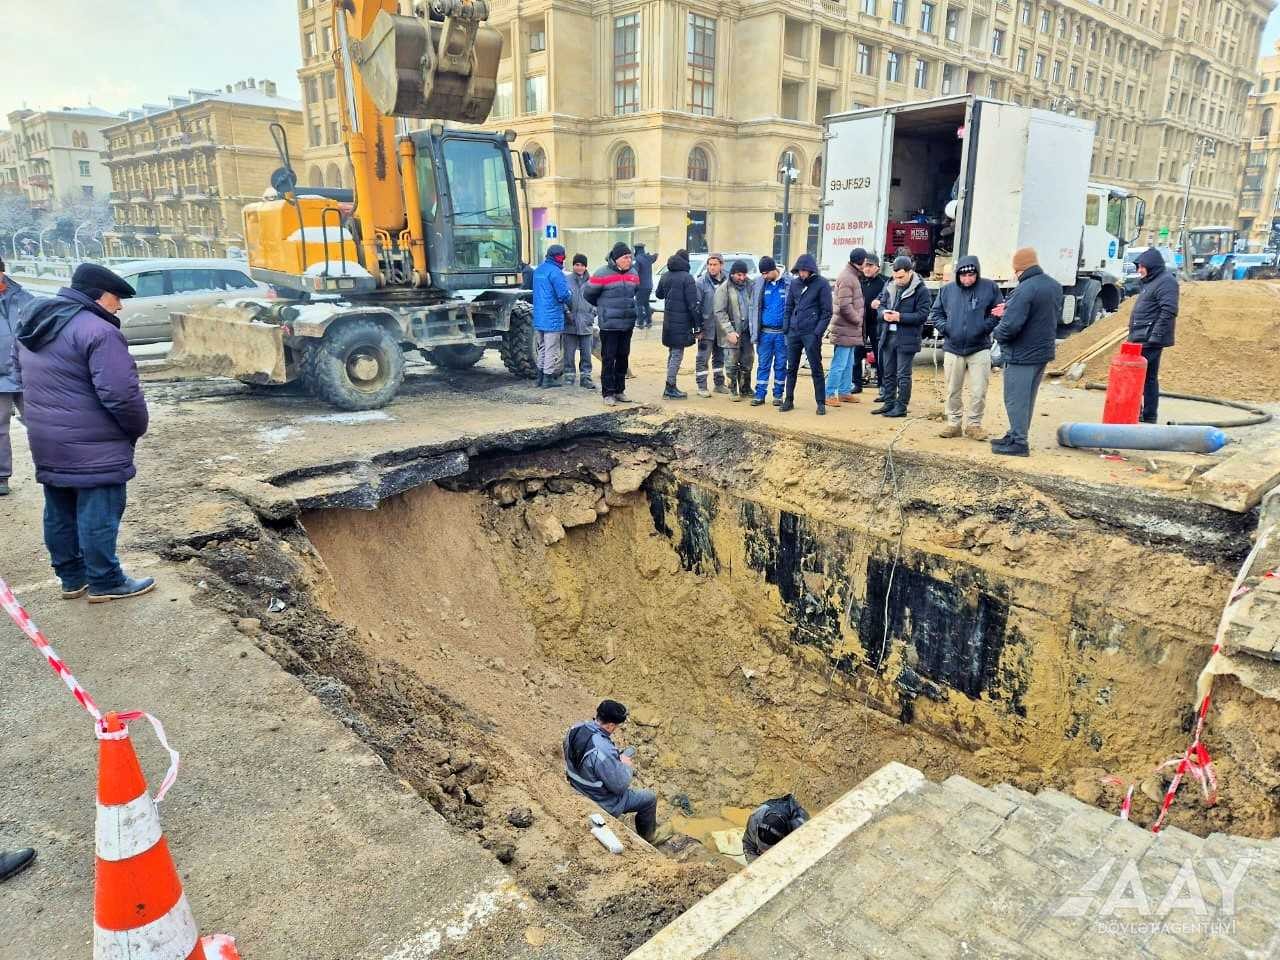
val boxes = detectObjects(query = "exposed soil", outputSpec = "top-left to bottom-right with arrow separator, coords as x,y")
1063,279 -> 1280,402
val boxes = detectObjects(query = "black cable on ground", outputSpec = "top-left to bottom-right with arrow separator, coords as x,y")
1082,382 -> 1273,428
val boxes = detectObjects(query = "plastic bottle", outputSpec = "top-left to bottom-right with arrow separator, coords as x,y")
1102,341 -> 1148,424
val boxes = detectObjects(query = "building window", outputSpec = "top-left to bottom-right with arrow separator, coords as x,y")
920,2 -> 936,32
1068,65 -> 1078,88
528,144 -> 548,177
857,43 -> 874,75
524,75 -> 547,114
806,214 -> 821,257
327,120 -> 339,144
324,73 -> 337,99
886,50 -> 902,84
914,58 -> 930,89
687,14 -> 716,116
1039,9 -> 1050,31
861,0 -> 876,14
1033,54 -> 1044,79
687,146 -> 710,182
307,77 -> 320,103
811,156 -> 823,188
772,214 -> 786,261
991,28 -> 1005,56
614,210 -> 636,228
305,32 -> 317,58
1016,48 -> 1028,72
615,145 -> 636,180
891,0 -> 907,25
1051,59 -> 1062,84
1084,71 -> 1094,93
1019,1 -> 1031,25
988,79 -> 1001,98
310,124 -> 322,147
613,14 -> 640,115
322,26 -> 333,51
945,7 -> 960,40
941,63 -> 956,94
82,186 -> 94,198
79,160 -> 91,177
528,20 -> 546,53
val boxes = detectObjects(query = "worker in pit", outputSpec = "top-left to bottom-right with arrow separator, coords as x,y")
742,794 -> 809,863
563,700 -> 658,843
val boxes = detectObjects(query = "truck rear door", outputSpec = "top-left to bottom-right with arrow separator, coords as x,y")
958,100 -> 1032,284
820,110 -> 894,275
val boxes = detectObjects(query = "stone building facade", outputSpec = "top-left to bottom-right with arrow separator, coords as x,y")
1238,42 -> 1280,249
3,107 -> 119,211
101,81 -> 303,259
297,0 -> 1269,262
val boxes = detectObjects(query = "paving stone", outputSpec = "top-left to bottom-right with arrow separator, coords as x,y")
990,782 -> 1039,806
1098,819 -> 1157,860
991,804 -> 1056,856
945,803 -> 1010,852
941,775 -> 1020,817
1144,826 -> 1205,865
1033,789 -> 1095,818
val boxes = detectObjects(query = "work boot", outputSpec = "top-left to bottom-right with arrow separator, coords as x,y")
536,371 -> 545,388
61,584 -> 88,600
771,396 -> 783,407
713,383 -> 730,395
615,392 -> 632,403
546,373 -> 564,388
87,576 -> 157,605
991,439 -> 1030,457
883,406 -> 908,418
603,395 -> 617,406
840,394 -> 860,403
750,396 -> 766,407
779,399 -> 794,412
965,426 -> 988,441
826,396 -> 841,408
938,424 -> 963,438
663,383 -> 688,399
0,479 -> 9,496
0,848 -> 36,882
990,432 -> 1012,446
580,376 -> 595,389
697,386 -> 712,399
870,403 -> 894,415
816,403 -> 826,416
731,391 -> 743,403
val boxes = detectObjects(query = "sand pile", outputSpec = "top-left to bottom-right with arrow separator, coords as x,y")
1060,280 -> 1280,403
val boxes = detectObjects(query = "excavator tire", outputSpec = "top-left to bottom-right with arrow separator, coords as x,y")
499,299 -> 538,380
304,318 -> 405,411
424,344 -> 487,370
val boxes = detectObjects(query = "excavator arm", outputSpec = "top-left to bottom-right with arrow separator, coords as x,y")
333,0 -> 501,286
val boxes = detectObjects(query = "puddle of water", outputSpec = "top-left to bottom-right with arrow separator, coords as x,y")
670,806 -> 754,863
257,426 -> 300,445
300,411 -> 393,425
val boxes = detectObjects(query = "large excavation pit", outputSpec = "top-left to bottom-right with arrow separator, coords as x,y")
189,416 -> 1280,957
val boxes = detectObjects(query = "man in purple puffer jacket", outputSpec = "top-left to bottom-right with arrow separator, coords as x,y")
12,264 -> 155,603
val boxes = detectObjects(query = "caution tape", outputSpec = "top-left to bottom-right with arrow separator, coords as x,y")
1,576 -> 182,801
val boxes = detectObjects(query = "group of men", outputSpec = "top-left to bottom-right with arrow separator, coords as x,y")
564,699 -> 809,864
0,259 -> 155,601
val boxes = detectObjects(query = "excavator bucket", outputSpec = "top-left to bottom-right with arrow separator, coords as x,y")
355,5 -> 501,124
169,305 -> 294,385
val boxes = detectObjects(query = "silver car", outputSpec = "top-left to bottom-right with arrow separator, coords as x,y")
651,252 -> 762,313
113,258 -> 270,344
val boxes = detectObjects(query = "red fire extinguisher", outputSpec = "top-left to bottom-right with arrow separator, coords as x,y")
1102,341 -> 1148,425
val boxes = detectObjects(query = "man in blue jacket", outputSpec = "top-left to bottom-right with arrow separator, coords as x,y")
780,253 -> 832,415
0,258 -> 35,496
750,256 -> 790,406
532,244 -> 573,388
563,699 -> 658,843
928,255 -> 1003,440
991,247 -> 1061,456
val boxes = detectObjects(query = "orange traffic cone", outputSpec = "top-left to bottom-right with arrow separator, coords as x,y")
94,711 -> 241,960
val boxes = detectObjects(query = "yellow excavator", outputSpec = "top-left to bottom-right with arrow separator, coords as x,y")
170,0 -> 541,409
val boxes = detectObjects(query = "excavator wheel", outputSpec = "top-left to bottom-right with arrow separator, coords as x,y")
424,344 -> 487,370
498,300 -> 538,380
304,318 -> 406,411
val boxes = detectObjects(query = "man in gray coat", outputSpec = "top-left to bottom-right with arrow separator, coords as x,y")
0,258 -> 35,496
562,254 -> 596,389
563,699 -> 658,843
718,260 -> 759,400
743,794 -> 809,863
695,253 -> 729,397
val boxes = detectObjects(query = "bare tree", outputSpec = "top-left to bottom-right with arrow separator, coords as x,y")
0,192 -> 44,258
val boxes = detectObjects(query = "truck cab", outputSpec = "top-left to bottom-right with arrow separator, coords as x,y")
1080,182 -> 1145,311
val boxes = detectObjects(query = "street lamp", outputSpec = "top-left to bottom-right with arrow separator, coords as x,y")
778,151 -> 799,268
37,224 -> 56,261
1177,135 -> 1217,278
73,220 -> 92,261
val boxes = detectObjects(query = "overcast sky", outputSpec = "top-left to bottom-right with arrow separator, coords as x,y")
3,0 -> 1280,126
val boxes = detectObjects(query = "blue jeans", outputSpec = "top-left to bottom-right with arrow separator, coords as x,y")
826,345 -> 855,398
614,788 -> 658,842
754,331 -> 787,400
42,484 -> 127,592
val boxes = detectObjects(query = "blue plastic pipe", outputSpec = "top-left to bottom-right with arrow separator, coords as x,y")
1057,422 -> 1228,454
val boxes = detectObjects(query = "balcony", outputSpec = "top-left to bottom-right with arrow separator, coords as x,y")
27,174 -> 50,187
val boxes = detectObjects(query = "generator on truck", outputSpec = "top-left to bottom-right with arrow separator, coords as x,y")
819,95 -> 1146,335
170,0 -> 543,410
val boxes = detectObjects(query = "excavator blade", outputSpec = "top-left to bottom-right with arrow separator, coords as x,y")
169,304 -> 294,385
355,7 -> 501,124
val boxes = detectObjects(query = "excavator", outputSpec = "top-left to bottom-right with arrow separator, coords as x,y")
170,0 -> 541,409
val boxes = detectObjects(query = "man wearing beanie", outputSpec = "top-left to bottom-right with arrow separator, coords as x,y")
695,253 -> 730,397
826,248 -> 867,406
991,246 -> 1061,456
780,253 -> 832,414
563,699 -> 659,843
563,253 -> 596,389
718,260 -> 759,400
532,244 -> 573,388
583,242 -> 640,404
13,263 -> 154,602
928,254 -> 1003,440
0,257 -> 35,497
750,255 -> 790,406
871,255 -> 933,418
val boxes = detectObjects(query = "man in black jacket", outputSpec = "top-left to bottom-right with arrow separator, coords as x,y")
1127,247 -> 1178,423
583,242 -> 640,405
656,253 -> 700,398
633,243 -> 657,330
929,255 -> 1003,440
780,254 -> 832,414
991,247 -> 1061,456
859,253 -> 887,391
872,256 -> 933,418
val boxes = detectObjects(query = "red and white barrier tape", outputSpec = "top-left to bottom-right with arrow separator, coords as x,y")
1,577 -> 181,800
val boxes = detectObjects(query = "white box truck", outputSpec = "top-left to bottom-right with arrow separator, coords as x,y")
820,95 -> 1145,332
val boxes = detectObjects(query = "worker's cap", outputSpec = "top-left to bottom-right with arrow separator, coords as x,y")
865,253 -> 880,266
572,253 -> 588,267
758,255 -> 777,273
758,810 -> 793,846
609,242 -> 633,262
891,255 -> 914,273
596,699 -> 628,724
956,263 -> 978,276
730,260 -> 750,277
71,263 -> 136,300
1012,247 -> 1038,273
848,247 -> 867,266
546,244 -> 567,262
707,252 -> 725,264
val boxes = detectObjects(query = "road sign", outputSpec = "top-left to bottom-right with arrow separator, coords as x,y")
1107,239 -> 1118,258
545,224 -> 558,239
1158,227 -> 1170,240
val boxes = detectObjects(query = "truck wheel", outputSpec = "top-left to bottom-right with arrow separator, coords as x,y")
425,344 -> 486,370
1085,297 -> 1106,329
306,319 -> 405,410
499,300 -> 538,380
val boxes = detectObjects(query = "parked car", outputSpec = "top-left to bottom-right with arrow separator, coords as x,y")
113,259 -> 270,344
1122,246 -> 1178,297
650,252 -> 762,313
